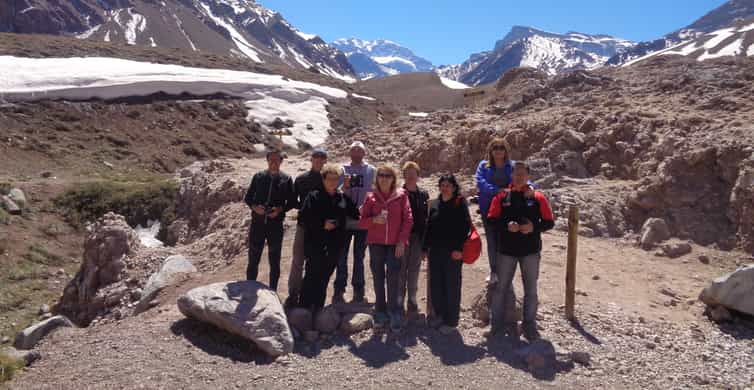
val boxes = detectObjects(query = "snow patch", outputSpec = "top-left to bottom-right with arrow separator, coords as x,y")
104,30 -> 111,42
172,13 -> 197,51
440,77 -> 469,89
246,94 -> 332,148
296,30 -> 318,41
351,93 -> 376,101
199,3 -> 262,62
76,25 -> 102,39
408,112 -> 428,118
135,220 -> 163,248
372,56 -> 417,70
748,43 -> 754,57
699,37 -> 744,60
121,8 -> 147,45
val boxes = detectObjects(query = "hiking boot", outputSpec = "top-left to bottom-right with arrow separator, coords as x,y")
522,322 -> 541,341
505,323 -> 520,340
332,291 -> 345,305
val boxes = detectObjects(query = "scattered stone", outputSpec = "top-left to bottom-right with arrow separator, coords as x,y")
8,188 -> 26,209
177,281 -> 294,357
1,195 -> 21,215
287,308 -> 313,333
1,336 -> 9,344
592,275 -> 600,280
698,255 -> 710,264
571,351 -> 591,366
14,315 -> 73,350
134,255 -> 197,315
339,313 -> 374,335
38,304 -> 50,315
516,340 -> 556,372
699,264 -> 754,316
640,218 -> 671,250
314,305 -> 340,334
661,241 -> 692,258
1,347 -> 41,366
40,171 -> 53,179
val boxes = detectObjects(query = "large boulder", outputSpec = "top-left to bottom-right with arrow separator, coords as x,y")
287,308 -> 313,334
56,213 -> 141,325
699,264 -> 754,316
177,281 -> 294,357
660,240 -> 693,258
13,315 -> 73,350
470,283 -> 522,325
134,255 -> 197,314
640,218 -> 671,249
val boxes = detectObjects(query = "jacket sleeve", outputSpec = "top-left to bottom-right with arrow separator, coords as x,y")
534,192 -> 555,233
345,195 -> 360,220
284,176 -> 296,213
422,201 -> 434,251
244,174 -> 257,208
397,194 -> 414,245
475,161 -> 498,197
452,199 -> 472,252
357,194 -> 376,230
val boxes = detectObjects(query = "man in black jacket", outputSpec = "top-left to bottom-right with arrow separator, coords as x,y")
285,148 -> 327,308
244,150 -> 296,291
487,161 -> 555,341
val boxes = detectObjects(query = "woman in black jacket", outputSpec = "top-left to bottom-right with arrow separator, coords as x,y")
423,174 -> 471,334
298,164 -> 360,311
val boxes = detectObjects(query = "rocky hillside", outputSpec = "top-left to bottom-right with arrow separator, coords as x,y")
608,0 -> 754,65
437,26 -> 634,86
333,55 -> 754,254
332,38 -> 434,80
0,0 -> 355,81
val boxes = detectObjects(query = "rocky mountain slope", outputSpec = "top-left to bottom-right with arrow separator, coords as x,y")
0,0 -> 355,81
332,38 -> 434,80
608,0 -> 754,65
437,26 -> 634,86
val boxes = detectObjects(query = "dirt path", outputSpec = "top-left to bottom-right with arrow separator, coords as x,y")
8,220 -> 753,389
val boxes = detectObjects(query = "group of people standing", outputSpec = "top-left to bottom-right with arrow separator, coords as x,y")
244,137 -> 554,339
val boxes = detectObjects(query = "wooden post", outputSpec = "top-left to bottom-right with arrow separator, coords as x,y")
565,206 -> 579,321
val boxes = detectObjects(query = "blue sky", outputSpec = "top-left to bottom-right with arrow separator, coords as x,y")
259,0 -> 727,65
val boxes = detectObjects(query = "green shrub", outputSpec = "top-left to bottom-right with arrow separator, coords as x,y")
0,208 -> 9,225
0,350 -> 25,382
53,179 -> 178,234
23,245 -> 65,266
0,182 -> 10,196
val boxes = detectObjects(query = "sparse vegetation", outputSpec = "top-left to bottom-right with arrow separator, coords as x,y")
53,178 -> 178,240
0,350 -> 25,383
23,245 -> 66,267
0,208 -> 9,225
0,182 -> 10,195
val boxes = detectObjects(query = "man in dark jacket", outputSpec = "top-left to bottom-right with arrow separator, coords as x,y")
285,148 -> 327,308
244,150 -> 296,291
487,161 -> 555,341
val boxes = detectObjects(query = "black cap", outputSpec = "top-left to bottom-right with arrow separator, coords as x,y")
311,148 -> 328,158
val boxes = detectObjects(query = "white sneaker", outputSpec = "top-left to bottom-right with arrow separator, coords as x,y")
486,273 -> 499,285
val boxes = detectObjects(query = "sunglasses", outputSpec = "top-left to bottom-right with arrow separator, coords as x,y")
377,173 -> 394,178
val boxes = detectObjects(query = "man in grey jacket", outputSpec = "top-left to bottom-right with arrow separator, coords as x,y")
334,141 -> 376,303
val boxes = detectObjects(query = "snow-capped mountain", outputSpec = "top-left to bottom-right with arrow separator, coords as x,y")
608,0 -> 754,65
0,0 -> 355,82
332,38 -> 434,80
439,26 -> 635,86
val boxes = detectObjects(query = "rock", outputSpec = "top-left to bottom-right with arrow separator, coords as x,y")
56,213 -> 141,326
578,117 -> 598,133
470,283 -> 522,325
699,264 -> 754,316
14,315 -> 73,350
661,241 -> 692,258
571,351 -> 591,366
339,313 -> 374,335
517,340 -> 556,371
708,305 -> 732,323
1,195 -> 21,215
314,305 -> 340,334
1,336 -> 9,344
40,171 -> 53,179
177,281 -> 293,357
134,255 -> 197,315
38,304 -> 50,315
640,218 -> 671,249
1,347 -> 41,366
698,255 -> 710,264
8,188 -> 26,208
304,330 -> 319,343
287,308 -> 313,333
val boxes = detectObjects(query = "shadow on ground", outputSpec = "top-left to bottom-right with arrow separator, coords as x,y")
170,318 -> 274,365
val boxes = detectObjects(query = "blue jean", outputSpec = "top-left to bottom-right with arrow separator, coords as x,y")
334,230 -> 367,294
491,253 -> 541,329
483,217 -> 518,325
369,244 -> 401,317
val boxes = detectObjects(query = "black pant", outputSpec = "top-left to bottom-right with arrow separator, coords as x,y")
429,247 -> 463,327
247,220 -> 284,291
300,239 -> 344,309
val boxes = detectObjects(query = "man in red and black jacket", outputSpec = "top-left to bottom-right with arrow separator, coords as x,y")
487,161 -> 555,341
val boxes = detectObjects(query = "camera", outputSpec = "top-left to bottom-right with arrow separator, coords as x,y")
349,174 -> 364,188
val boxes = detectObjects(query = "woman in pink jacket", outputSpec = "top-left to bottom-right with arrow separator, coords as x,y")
359,165 -> 413,333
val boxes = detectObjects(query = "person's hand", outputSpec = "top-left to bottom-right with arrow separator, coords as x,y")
343,175 -> 351,190
451,251 -> 463,260
252,205 -> 266,216
373,215 -> 386,224
395,243 -> 405,258
508,221 -> 520,233
324,220 -> 337,231
268,207 -> 282,219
